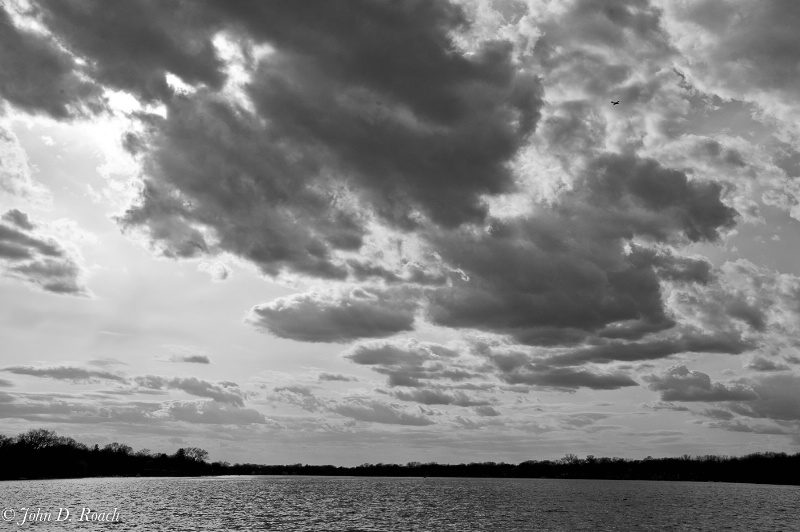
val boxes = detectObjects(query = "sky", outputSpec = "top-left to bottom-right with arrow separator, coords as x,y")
1,0 -> 800,466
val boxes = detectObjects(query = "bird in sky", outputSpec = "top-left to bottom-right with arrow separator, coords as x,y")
611,101 -> 620,105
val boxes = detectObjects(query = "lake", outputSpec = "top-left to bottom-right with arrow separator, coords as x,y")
1,476 -> 798,531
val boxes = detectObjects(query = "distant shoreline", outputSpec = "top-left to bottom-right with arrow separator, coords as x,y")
3,474 -> 800,487
3,429 -> 799,485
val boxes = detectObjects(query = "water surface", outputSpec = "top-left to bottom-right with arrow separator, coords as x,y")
1,476 -> 797,531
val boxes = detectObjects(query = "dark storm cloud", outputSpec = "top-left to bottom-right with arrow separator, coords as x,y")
110,0 -> 541,280
2,365 -> 126,383
5,0 -> 762,390
244,45 -> 540,230
118,93 -> 363,279
191,0 -> 543,227
133,376 -> 245,407
6,0 -> 541,283
0,5 -> 103,118
0,211 -> 88,295
30,0 -> 225,102
426,154 -> 736,345
644,365 -> 758,402
248,288 -> 417,343
578,154 -> 738,243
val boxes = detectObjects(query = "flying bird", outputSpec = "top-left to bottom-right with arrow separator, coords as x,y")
611,101 -> 620,105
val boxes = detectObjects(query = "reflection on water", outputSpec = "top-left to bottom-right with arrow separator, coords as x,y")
1,476 -> 798,531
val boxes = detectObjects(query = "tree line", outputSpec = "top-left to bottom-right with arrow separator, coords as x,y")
2,428 -> 798,485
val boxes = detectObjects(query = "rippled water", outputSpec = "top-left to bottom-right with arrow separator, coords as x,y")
1,476 -> 798,531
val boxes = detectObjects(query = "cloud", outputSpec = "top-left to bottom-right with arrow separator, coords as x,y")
541,331 -> 753,367
0,378 -> 14,387
0,210 -> 89,295
344,339 -> 476,388
269,385 -> 327,412
268,385 -> 436,426
0,126 -> 49,204
2,363 -> 258,414
317,373 -> 358,382
117,92 -> 364,279
482,348 -> 639,391
6,0 -> 800,454
725,374 -> 800,422
7,1 -> 751,369
331,399 -> 433,426
103,0 -> 541,282
134,376 -> 245,406
746,357 -> 790,372
29,0 -> 225,102
644,365 -> 758,402
560,412 -> 612,429
425,154 -> 736,346
474,405 -> 501,417
166,401 -> 266,425
198,261 -> 231,282
249,288 -> 417,343
1,209 -> 34,230
659,0 -> 800,115
390,388 -> 491,407
169,354 -> 211,365
2,365 -> 126,383
0,4 -> 103,118
673,260 -> 798,331
705,419 -> 795,436
643,401 -> 690,412
0,392 -> 267,426
0,395 -> 164,425
161,345 -> 211,364
0,223 -> 61,259
227,0 -> 542,229
500,366 -> 639,391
